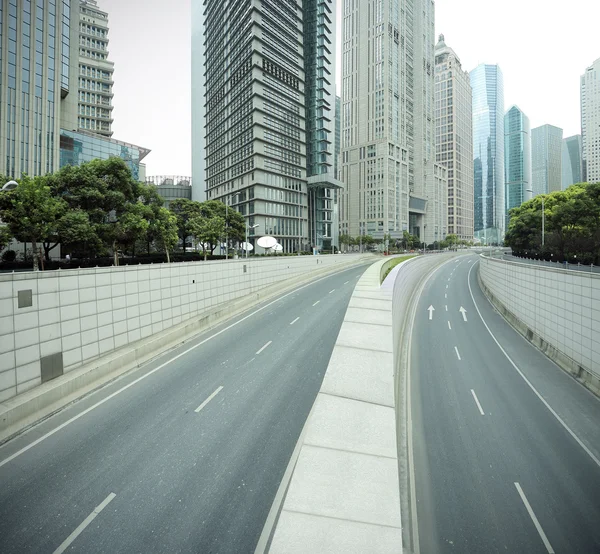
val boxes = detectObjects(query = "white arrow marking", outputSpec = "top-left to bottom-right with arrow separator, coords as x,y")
459,306 -> 468,322
428,305 -> 435,320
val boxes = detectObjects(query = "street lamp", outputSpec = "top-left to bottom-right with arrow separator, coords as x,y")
246,223 -> 259,259
2,181 -> 18,191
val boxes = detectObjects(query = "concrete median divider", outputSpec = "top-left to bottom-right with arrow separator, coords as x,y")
0,254 -> 374,442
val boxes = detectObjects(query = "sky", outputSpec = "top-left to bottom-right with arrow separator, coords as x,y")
103,0 -> 600,177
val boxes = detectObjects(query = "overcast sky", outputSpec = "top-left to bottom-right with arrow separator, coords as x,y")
103,0 -> 599,177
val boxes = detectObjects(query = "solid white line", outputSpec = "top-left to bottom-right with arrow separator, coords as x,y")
470,389 -> 485,415
256,340 -> 272,355
290,317 -> 299,325
454,346 -> 461,360
194,386 -> 223,413
329,289 -> 335,294
467,262 -> 600,470
312,300 -> 320,306
448,321 -> 452,330
514,482 -> 555,553
0,265 -> 360,468
53,493 -> 116,554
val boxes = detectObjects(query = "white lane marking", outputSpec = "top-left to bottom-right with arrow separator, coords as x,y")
446,284 -> 449,289
329,289 -> 336,294
53,493 -> 116,554
0,265 -> 361,468
454,346 -> 461,360
256,340 -> 272,355
467,262 -> 600,470
448,321 -> 452,330
514,483 -> 555,553
428,305 -> 435,320
195,386 -> 223,413
471,389 -> 485,415
445,305 -> 448,311
312,300 -> 320,306
445,293 -> 447,299
459,306 -> 468,322
290,317 -> 300,325
344,281 -> 349,284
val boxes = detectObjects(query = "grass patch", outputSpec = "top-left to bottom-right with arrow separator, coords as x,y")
381,255 -> 416,282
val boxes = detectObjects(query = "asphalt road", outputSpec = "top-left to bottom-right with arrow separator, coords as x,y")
0,263 -> 369,553
411,254 -> 600,553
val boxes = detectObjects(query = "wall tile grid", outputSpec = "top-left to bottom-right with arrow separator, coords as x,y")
480,257 -> 599,379
0,255 -> 362,401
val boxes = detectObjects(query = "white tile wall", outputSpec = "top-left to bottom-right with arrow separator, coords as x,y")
479,257 -> 600,379
0,255 -> 364,400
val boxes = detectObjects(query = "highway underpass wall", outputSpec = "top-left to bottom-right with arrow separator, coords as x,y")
0,255 -> 368,402
478,256 -> 600,395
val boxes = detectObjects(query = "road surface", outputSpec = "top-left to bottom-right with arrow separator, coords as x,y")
0,263 -> 369,553
411,254 -> 600,553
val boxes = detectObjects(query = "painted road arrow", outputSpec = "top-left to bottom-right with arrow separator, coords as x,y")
459,306 -> 468,322
428,305 -> 435,320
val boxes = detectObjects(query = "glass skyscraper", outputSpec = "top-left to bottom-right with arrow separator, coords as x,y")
0,0 -> 78,178
561,135 -> 583,189
532,124 -> 563,196
504,106 -> 532,229
470,64 -> 504,244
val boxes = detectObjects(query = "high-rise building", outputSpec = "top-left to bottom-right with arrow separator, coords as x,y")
335,95 -> 340,179
339,0 -> 447,245
562,135 -> 583,189
581,58 -> 600,183
192,0 -> 340,253
146,175 -> 192,208
532,124 -> 563,196
504,106 -> 532,229
580,74 -> 587,183
76,0 -> 114,137
0,0 -> 79,178
434,35 -> 473,241
470,64 -> 504,244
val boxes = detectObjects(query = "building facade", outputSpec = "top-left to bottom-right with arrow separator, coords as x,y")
504,106 -> 532,229
146,175 -> 192,208
77,0 -> 114,137
0,0 -> 79,178
194,0 -> 340,254
581,58 -> 600,183
532,124 -> 563,196
470,64 -> 504,244
561,135 -> 583,189
434,35 -> 473,241
339,0 -> 446,245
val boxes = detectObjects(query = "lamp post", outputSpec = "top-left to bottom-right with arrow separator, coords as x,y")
246,223 -> 259,259
2,181 -> 18,191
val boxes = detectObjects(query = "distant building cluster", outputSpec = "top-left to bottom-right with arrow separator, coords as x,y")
146,175 -> 192,208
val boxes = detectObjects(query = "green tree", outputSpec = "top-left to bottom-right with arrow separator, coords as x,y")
0,175 -> 65,270
169,198 -> 202,252
0,226 -> 13,252
107,203 -> 151,265
339,234 -> 351,251
189,215 -> 225,260
150,207 -> 179,262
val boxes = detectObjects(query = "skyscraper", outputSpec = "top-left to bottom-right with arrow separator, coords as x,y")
339,0 -> 447,245
562,135 -> 583,189
434,35 -> 473,241
0,0 -> 79,178
77,0 -> 114,137
470,64 -> 504,244
532,124 -> 563,196
192,0 -> 339,253
504,106 -> 532,229
581,58 -> 600,183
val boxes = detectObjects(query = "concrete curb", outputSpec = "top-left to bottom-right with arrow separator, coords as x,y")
0,256 -> 374,443
477,264 -> 600,398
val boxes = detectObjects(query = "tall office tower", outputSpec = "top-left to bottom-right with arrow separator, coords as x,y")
470,64 -> 504,244
335,95 -> 340,179
193,0 -> 340,253
304,0 -> 341,252
434,35 -> 473,241
76,0 -> 114,137
339,0 -> 446,245
581,58 -> 600,183
561,135 -> 583,189
504,106 -> 532,229
0,0 -> 79,178
532,124 -> 563,196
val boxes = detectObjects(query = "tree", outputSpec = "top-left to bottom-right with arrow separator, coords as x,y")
0,175 -> 65,270
0,226 -> 12,252
150,207 -> 179,262
339,234 -> 351,251
189,215 -> 225,260
170,198 -> 202,252
445,234 -> 458,250
106,203 -> 151,265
